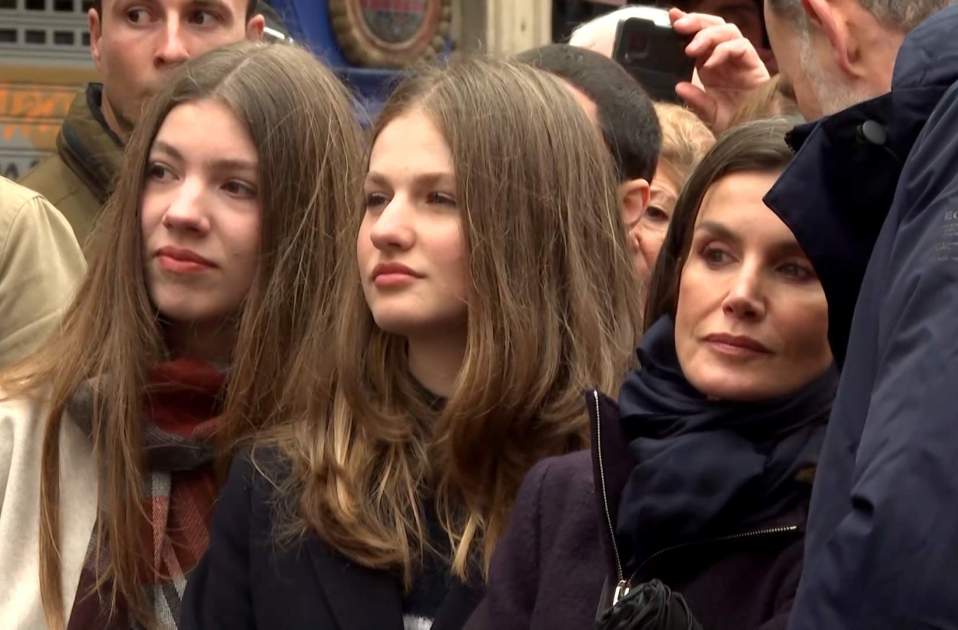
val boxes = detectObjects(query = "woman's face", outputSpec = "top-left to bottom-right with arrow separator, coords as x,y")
358,109 -> 468,340
633,164 -> 679,281
141,98 -> 261,332
674,171 -> 831,401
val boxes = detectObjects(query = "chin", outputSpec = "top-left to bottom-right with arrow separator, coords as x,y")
689,371 -> 777,403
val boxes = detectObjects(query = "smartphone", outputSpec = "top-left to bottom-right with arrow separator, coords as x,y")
612,15 -> 695,103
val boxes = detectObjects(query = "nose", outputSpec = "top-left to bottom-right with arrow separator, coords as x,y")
161,178 -> 211,235
721,263 -> 766,321
154,20 -> 190,67
369,196 -> 416,252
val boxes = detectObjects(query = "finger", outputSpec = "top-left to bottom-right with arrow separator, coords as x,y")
675,82 -> 717,128
672,11 -> 726,36
686,23 -> 744,57
668,7 -> 686,24
703,40 -> 771,81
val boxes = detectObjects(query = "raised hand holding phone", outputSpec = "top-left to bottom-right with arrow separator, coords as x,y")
670,8 -> 771,132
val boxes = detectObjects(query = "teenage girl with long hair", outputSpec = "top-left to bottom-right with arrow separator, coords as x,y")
0,41 -> 363,629
182,56 -> 643,629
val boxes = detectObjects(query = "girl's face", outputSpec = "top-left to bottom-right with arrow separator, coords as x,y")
141,98 -> 261,339
674,171 -> 832,401
633,163 -> 680,281
358,109 -> 468,341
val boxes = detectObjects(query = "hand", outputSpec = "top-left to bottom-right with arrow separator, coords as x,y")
670,8 -> 772,132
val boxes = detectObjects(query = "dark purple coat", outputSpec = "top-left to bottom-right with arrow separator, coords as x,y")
466,391 -> 808,630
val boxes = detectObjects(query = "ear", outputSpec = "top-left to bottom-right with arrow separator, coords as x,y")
801,0 -> 859,78
246,14 -> 266,40
618,178 -> 651,229
88,7 -> 103,71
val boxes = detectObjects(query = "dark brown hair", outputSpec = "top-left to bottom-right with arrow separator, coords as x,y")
644,118 -> 797,329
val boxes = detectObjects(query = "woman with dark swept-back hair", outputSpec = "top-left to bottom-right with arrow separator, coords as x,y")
181,55 -> 643,629
0,41 -> 363,630
469,119 -> 838,630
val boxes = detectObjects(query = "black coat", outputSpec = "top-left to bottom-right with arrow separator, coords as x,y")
467,392 -> 806,630
180,453 -> 483,630
763,6 -> 958,628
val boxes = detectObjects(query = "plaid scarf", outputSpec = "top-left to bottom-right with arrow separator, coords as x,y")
66,359 -> 226,630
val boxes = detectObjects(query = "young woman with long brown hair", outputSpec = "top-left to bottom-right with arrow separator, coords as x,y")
181,56 -> 643,629
0,42 -> 363,629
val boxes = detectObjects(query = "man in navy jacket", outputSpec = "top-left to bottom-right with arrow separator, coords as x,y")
748,0 -> 958,627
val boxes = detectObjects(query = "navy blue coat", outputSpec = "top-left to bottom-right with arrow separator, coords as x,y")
764,6 -> 958,628
180,452 -> 483,630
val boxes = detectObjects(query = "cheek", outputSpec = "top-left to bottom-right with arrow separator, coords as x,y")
433,223 -> 468,295
639,229 -> 666,268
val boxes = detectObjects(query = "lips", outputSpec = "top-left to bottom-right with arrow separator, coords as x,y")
155,246 -> 216,272
703,333 -> 771,355
371,262 -> 421,280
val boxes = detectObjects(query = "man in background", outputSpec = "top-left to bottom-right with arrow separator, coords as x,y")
752,1 -> 957,627
21,0 -> 264,247
517,43 -> 661,277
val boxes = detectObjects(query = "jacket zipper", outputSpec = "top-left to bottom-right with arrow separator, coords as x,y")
593,386 -> 803,606
591,389 -> 631,604
630,524 -> 802,584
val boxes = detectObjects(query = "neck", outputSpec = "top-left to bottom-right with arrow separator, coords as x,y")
166,321 -> 235,365
406,330 -> 467,399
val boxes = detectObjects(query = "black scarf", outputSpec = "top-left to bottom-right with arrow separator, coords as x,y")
615,316 -> 837,575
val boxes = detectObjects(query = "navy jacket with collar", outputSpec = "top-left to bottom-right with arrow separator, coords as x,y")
764,6 -> 958,628
179,451 -> 483,630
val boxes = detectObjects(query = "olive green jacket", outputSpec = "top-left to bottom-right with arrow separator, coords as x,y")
19,83 -> 122,249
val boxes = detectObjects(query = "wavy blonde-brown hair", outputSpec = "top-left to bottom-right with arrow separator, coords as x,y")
2,41 -> 363,629
269,56 -> 642,585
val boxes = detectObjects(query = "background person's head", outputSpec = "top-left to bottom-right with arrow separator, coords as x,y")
516,44 -> 661,275
33,41 -> 363,628
634,102 -> 714,284
89,0 -> 265,139
287,56 -> 641,587
764,0 -> 950,119
646,118 -> 832,401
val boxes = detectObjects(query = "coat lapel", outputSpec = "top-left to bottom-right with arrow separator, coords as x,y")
431,579 -> 484,630
305,536 -> 404,630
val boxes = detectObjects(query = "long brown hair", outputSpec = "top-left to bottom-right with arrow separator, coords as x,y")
269,56 -> 642,585
3,41 -> 364,629
644,118 -> 797,329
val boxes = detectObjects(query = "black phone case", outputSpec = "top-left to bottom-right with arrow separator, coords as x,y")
612,17 -> 695,103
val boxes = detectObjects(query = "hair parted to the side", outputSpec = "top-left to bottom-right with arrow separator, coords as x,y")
767,0 -> 952,31
92,0 -> 260,21
515,44 -> 661,183
644,118 -> 797,329
267,55 -> 642,586
3,41 -> 363,629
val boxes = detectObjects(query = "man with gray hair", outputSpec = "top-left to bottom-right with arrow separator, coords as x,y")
733,1 -> 958,628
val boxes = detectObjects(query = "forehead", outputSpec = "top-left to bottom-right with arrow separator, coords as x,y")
369,109 -> 454,176
696,171 -> 788,235
153,99 -> 257,160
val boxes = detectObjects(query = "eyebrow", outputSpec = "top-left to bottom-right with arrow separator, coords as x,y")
695,219 -> 808,257
364,171 -> 456,188
150,140 -> 257,173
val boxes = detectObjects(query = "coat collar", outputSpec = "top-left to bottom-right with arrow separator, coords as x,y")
56,83 -> 123,204
304,532 -> 483,629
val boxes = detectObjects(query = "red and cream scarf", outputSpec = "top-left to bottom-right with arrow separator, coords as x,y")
66,359 -> 226,630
